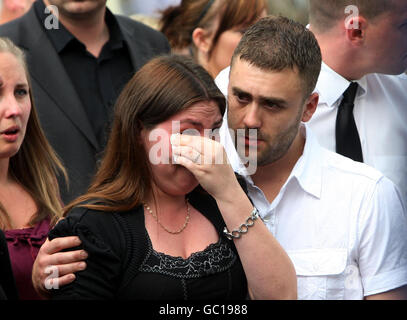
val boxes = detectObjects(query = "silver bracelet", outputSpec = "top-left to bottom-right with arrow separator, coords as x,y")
223,207 -> 260,240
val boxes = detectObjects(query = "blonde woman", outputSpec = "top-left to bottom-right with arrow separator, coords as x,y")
0,37 -> 66,299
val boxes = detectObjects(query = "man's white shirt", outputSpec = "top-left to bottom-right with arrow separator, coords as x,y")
308,62 -> 407,208
216,67 -> 407,299
217,65 -> 407,207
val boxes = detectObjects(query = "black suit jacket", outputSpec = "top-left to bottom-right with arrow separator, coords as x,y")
0,230 -> 18,300
0,5 -> 170,203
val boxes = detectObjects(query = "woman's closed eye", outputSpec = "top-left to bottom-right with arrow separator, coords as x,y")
181,128 -> 201,136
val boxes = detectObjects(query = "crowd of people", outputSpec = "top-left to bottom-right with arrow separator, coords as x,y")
0,0 -> 406,301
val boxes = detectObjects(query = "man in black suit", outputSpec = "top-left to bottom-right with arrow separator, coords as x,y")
0,0 -> 170,203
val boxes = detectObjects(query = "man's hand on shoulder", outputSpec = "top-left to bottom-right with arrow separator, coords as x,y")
32,236 -> 88,299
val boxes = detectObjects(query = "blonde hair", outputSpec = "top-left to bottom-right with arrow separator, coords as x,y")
0,37 -> 67,230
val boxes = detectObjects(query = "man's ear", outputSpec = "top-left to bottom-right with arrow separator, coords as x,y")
301,92 -> 319,123
192,27 -> 212,55
344,15 -> 368,46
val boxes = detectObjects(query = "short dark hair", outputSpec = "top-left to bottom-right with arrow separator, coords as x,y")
231,15 -> 322,98
308,0 -> 395,32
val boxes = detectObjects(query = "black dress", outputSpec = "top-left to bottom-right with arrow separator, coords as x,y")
48,188 -> 248,300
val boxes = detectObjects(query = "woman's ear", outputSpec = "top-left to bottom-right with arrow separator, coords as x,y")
192,27 -> 212,55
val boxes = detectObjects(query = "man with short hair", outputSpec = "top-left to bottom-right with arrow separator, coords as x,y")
221,15 -> 407,300
0,0 -> 170,203
307,0 -> 407,206
308,0 -> 405,76
217,0 -> 407,207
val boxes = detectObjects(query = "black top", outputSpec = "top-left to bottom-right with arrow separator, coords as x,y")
0,230 -> 18,300
34,0 -> 134,149
48,188 -> 248,300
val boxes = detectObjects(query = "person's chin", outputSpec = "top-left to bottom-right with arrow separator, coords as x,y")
61,1 -> 104,17
170,183 -> 199,197
172,170 -> 199,193
0,145 -> 20,160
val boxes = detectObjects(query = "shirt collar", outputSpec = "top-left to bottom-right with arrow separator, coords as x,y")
104,9 -> 126,50
228,124 -> 323,200
34,0 -> 125,53
291,125 -> 323,199
316,62 -> 367,107
34,0 -> 74,52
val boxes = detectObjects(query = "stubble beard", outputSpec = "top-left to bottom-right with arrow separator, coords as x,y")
251,111 -> 303,167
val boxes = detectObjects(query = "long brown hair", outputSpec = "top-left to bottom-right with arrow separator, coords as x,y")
0,37 -> 67,230
64,55 -> 226,215
160,0 -> 268,59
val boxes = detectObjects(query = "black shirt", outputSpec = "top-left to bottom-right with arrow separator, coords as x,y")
34,0 -> 134,149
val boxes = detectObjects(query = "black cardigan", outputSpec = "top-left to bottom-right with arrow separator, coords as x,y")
48,186 -> 247,299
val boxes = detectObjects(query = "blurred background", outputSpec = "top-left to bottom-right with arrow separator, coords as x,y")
106,0 -> 309,26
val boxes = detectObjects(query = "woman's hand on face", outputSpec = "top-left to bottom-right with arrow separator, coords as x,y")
171,133 -> 242,202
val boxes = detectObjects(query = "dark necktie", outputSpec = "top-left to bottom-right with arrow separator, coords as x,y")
335,82 -> 364,162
